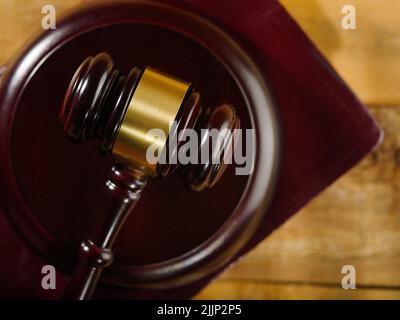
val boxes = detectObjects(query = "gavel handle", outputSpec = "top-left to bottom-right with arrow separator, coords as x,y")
64,166 -> 147,300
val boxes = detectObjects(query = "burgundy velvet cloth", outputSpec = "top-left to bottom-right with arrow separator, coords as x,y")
0,0 -> 381,299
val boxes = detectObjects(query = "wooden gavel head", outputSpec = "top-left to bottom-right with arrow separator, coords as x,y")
59,53 -> 240,191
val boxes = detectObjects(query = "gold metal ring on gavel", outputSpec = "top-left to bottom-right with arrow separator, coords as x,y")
112,67 -> 191,176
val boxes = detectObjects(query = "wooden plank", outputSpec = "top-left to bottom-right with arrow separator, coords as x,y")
196,280 -> 400,300
280,0 -> 400,105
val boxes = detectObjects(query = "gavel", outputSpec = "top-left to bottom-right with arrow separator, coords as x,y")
59,53 -> 240,299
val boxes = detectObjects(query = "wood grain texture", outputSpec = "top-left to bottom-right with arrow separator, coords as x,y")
0,0 -> 81,66
280,0 -> 400,105
0,0 -> 399,299
196,281 -> 400,300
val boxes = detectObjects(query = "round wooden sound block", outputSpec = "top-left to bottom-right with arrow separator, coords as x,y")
0,0 -> 279,292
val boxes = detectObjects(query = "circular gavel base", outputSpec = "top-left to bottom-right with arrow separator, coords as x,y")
0,2 -> 279,290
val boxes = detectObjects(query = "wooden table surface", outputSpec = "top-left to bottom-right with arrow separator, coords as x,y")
1,0 -> 399,299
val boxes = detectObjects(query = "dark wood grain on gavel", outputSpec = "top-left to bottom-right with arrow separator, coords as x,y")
59,53 -> 240,299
